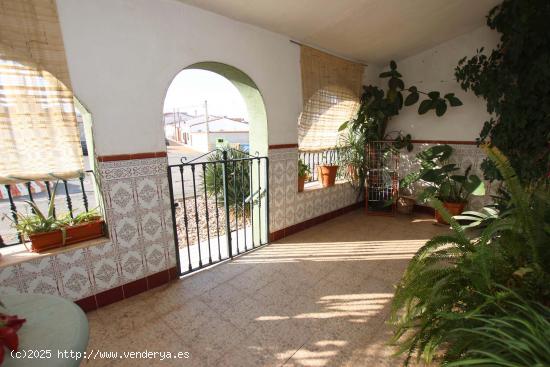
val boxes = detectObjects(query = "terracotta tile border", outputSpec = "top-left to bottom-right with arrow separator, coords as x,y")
97,151 -> 167,162
74,266 -> 178,312
268,144 -> 298,149
411,140 -> 477,145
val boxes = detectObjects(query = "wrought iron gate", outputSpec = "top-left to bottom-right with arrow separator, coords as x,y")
167,148 -> 269,275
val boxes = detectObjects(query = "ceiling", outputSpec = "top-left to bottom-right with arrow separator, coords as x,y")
178,0 -> 500,65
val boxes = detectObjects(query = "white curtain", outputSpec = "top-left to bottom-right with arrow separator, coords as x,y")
0,58 -> 83,184
0,0 -> 83,184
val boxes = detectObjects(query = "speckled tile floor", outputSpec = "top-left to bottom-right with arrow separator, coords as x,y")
83,210 -> 447,367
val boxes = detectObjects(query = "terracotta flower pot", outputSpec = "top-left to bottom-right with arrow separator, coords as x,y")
298,175 -> 307,192
435,202 -> 466,224
28,220 -> 105,253
29,230 -> 64,253
317,165 -> 339,188
66,220 -> 104,245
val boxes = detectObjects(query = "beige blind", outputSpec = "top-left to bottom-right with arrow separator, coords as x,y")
0,0 -> 83,184
298,46 -> 363,151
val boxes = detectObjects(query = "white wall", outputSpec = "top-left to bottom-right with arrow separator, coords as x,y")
386,26 -> 499,141
56,0 -> 302,156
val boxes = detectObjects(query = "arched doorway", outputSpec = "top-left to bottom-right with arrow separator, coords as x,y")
163,62 -> 269,275
184,62 -> 268,156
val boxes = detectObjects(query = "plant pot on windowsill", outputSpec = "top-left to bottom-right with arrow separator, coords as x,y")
65,219 -> 105,245
28,230 -> 64,253
298,175 -> 308,192
317,165 -> 339,188
27,220 -> 105,253
435,201 -> 466,224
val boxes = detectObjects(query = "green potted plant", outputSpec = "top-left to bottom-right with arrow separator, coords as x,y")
297,159 -> 310,192
338,129 -> 366,194
317,155 -> 339,188
6,183 -> 105,252
10,194 -> 64,252
401,144 -> 485,224
61,209 -> 104,245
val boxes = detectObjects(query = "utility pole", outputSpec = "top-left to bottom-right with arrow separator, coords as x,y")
204,100 -> 210,150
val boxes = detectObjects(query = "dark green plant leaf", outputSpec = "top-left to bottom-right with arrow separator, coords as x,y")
404,92 -> 419,106
418,99 -> 433,114
390,60 -> 397,70
428,91 -> 440,100
436,100 -> 448,116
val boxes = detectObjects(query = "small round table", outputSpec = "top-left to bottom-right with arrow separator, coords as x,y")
1,293 -> 89,367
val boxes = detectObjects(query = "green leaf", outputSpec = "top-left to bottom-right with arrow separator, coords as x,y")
404,92 -> 419,106
435,100 -> 447,116
390,60 -> 397,70
449,96 -> 463,107
428,91 -> 440,100
408,86 -> 417,93
379,71 -> 392,78
418,99 -> 433,114
338,120 -> 349,132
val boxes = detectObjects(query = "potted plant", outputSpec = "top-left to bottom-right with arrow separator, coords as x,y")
297,159 -> 310,192
6,184 -> 105,252
62,209 -> 104,245
317,155 -> 339,188
401,144 -> 485,224
338,129 -> 366,193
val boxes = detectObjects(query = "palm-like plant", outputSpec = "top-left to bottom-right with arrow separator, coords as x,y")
203,149 -> 251,213
444,291 -> 550,367
390,145 -> 550,365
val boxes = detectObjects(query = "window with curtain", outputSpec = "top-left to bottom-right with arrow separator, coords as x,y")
0,0 -> 83,184
298,46 -> 364,151
0,58 -> 83,184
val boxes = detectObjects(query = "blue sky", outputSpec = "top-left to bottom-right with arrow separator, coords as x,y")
163,69 -> 249,119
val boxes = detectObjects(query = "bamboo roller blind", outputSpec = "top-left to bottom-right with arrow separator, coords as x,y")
298,46 -> 363,151
0,0 -> 83,184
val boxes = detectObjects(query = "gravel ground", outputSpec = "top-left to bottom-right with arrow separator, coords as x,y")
174,195 -> 251,248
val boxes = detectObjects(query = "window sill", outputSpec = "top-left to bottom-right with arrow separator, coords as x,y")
300,179 -> 349,193
0,236 -> 110,268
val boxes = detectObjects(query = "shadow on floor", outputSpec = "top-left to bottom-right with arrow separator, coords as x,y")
84,210 -> 447,366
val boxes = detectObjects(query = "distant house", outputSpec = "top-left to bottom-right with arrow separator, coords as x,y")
163,112 -> 249,152
163,111 -> 196,143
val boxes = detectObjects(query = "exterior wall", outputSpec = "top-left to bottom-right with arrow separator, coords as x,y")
56,0 -> 302,156
0,156 -> 176,306
268,147 -> 358,234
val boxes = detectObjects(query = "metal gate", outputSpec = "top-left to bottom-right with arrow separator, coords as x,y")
167,148 -> 269,275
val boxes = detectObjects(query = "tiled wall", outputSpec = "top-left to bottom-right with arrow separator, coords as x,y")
0,157 -> 176,302
268,147 -> 358,233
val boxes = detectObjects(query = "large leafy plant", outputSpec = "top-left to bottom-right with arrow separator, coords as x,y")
390,146 -> 550,365
340,60 -> 463,145
455,0 -> 550,182
401,144 -> 485,203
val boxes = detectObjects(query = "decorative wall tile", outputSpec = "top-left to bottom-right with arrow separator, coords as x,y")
55,249 -> 94,300
90,241 -> 120,292
0,156 -> 177,302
